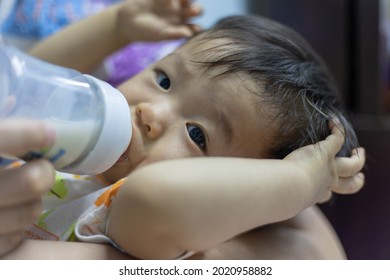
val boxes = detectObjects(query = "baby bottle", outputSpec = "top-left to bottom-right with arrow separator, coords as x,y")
0,45 -> 132,175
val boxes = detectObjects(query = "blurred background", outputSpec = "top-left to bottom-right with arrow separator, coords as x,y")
1,0 -> 389,259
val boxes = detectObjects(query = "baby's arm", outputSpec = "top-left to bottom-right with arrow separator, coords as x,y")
107,122 -> 365,259
29,0 -> 201,73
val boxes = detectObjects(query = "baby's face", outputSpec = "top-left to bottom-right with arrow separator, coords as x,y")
102,40 -> 274,183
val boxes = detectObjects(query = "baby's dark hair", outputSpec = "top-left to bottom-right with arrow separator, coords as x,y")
188,15 -> 358,158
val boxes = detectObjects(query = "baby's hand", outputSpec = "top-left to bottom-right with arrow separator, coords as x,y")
285,120 -> 365,205
116,0 -> 202,43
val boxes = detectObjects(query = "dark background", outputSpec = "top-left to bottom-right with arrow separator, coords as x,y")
250,0 -> 390,259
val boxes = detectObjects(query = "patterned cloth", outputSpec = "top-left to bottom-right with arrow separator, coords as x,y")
1,0 -> 120,38
22,170 -> 122,243
0,0 -> 182,86
2,158 -> 192,259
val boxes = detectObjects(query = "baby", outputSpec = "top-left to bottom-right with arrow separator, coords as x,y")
1,0 -> 365,259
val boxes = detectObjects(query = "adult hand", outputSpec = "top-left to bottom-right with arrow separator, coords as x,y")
0,119 -> 55,256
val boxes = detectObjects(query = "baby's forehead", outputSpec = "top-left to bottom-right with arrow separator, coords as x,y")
177,34 -> 233,61
171,38 -> 242,81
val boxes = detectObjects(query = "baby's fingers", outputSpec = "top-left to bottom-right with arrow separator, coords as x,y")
332,172 -> 365,195
159,25 -> 194,39
332,145 -> 365,195
180,3 -> 203,19
321,119 -> 345,157
336,147 -> 366,178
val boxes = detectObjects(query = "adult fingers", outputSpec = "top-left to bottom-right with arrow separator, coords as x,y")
0,119 -> 56,157
0,230 -> 24,257
0,160 -> 54,207
0,200 -> 42,234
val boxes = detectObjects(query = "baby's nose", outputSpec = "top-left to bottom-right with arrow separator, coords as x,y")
136,103 -> 164,139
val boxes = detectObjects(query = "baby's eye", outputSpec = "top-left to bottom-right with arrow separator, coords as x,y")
155,71 -> 171,90
187,124 -> 207,151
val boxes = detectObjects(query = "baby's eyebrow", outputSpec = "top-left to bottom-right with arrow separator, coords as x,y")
165,53 -> 191,76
